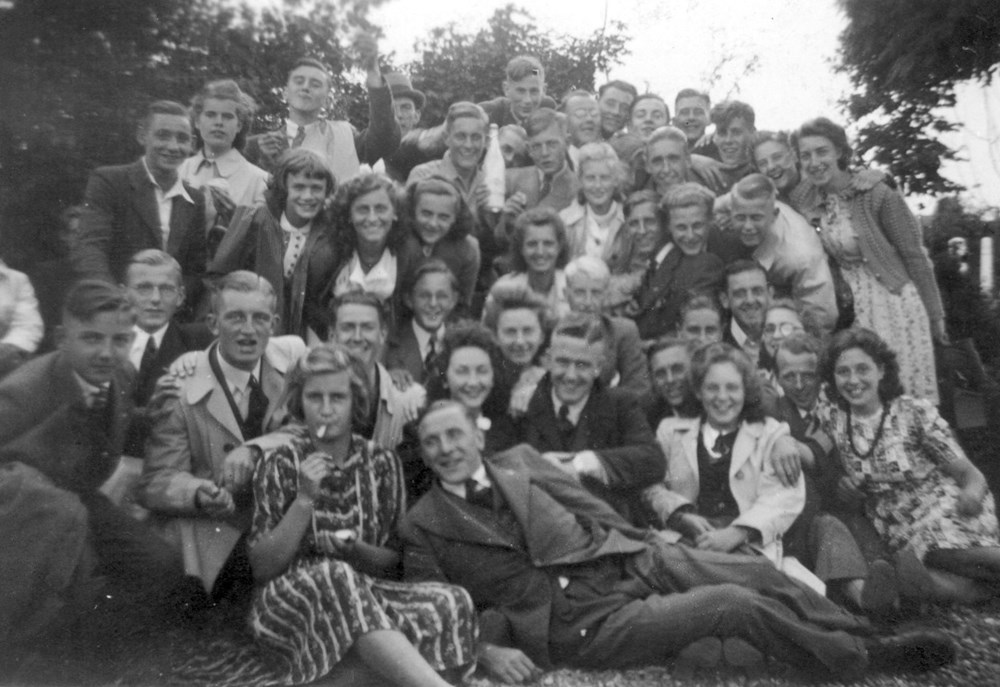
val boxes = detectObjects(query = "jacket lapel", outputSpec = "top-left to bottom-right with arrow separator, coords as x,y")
128,161 -> 165,250
166,190 -> 195,256
730,421 -> 762,480
418,483 -> 518,549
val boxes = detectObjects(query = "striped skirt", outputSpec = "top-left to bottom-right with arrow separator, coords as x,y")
249,558 -> 477,685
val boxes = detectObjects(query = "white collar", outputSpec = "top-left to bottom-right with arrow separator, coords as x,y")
142,158 -> 193,204
214,346 -> 262,396
440,464 -> 490,499
551,389 -> 589,425
701,420 -> 737,458
280,212 -> 312,235
130,323 -> 170,363
285,118 -> 324,138
191,148 -> 244,177
411,319 -> 443,355
729,318 -> 752,347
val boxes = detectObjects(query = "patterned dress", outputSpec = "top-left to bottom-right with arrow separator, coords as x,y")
823,396 -> 1000,560
817,193 -> 939,403
248,427 -> 477,685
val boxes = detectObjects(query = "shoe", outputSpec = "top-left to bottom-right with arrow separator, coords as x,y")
673,636 -> 722,679
866,629 -> 956,672
722,637 -> 766,676
894,550 -> 936,600
861,559 -> 899,616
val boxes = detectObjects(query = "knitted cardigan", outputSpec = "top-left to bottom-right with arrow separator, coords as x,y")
790,172 -> 944,327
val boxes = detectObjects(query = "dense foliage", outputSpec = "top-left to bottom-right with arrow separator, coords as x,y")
837,0 -> 1000,196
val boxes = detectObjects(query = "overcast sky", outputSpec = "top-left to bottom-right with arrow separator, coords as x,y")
289,0 -> 991,211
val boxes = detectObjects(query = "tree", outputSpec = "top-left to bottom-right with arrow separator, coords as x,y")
0,0 -> 383,269
407,4 -> 630,125
837,0 -> 1000,196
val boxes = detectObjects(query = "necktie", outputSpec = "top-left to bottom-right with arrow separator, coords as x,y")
557,404 -> 575,444
712,430 -> 736,459
244,374 -> 269,439
291,124 -> 306,148
137,336 -> 158,391
424,337 -> 437,376
539,174 -> 553,200
465,479 -> 493,509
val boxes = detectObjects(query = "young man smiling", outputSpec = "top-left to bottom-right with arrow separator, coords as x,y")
244,35 -> 399,182
73,101 -> 208,316
508,312 -> 663,521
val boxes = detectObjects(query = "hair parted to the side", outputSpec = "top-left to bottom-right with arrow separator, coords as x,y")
820,327 -> 905,408
505,55 -> 545,82
791,117 -> 852,171
710,100 -> 756,131
405,175 -> 474,244
190,79 -> 257,152
126,249 -> 183,286
329,290 -> 388,329
209,270 -> 277,315
331,173 -> 404,258
507,206 -> 571,273
280,343 -> 371,430
267,148 -> 336,218
62,279 -> 136,325
551,310 -> 607,348
689,341 -> 766,423
139,100 -> 189,133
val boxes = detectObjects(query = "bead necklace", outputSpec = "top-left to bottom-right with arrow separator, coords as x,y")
847,403 -> 889,460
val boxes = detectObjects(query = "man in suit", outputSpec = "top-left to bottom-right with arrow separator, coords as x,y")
564,256 -> 650,397
504,313 -> 663,520
721,259 -> 772,364
0,280 -> 183,645
402,400 -> 955,682
122,249 -> 214,455
72,101 -> 208,317
140,271 -> 305,596
243,34 -> 399,182
386,260 -> 459,386
632,184 -> 725,340
730,174 -> 838,334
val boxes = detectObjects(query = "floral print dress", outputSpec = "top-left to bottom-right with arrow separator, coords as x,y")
824,396 -> 999,560
247,427 -> 477,685
818,193 -> 939,403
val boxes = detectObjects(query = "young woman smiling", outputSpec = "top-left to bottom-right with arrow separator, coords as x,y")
821,328 -> 1000,604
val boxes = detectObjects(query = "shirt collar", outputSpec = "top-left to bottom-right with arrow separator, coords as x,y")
655,242 -> 674,266
142,157 -> 194,204
551,389 -> 589,425
214,345 -> 261,396
285,118 -> 324,138
411,319 -> 443,354
701,420 -> 736,457
280,212 -> 311,235
130,323 -> 169,360
440,464 -> 490,499
191,148 -> 243,178
729,318 -> 751,347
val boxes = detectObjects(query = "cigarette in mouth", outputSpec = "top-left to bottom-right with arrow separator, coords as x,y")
316,424 -> 327,439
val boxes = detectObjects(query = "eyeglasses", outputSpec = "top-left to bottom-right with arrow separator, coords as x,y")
569,108 -> 600,119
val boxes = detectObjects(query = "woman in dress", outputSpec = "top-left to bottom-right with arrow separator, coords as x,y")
791,117 -> 945,403
821,328 -> 1000,603
329,173 -> 408,322
247,343 -> 476,685
560,142 -> 627,268
398,176 -> 481,317
484,206 -> 571,322
210,149 -> 339,340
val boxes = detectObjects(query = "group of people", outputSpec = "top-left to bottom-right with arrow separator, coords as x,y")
3,35 -> 1000,687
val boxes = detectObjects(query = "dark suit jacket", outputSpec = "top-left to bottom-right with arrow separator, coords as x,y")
633,248 -> 724,340
500,376 -> 664,520
0,351 -> 133,493
401,445 -> 648,668
124,320 -> 214,456
601,315 -> 651,398
73,159 -> 207,311
384,318 -> 426,384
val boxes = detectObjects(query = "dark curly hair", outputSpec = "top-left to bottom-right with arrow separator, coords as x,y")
426,320 -> 505,402
330,173 -> 405,261
265,148 -> 336,220
404,176 -> 474,245
820,327 -> 905,408
791,117 -> 852,171
688,342 -> 766,424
